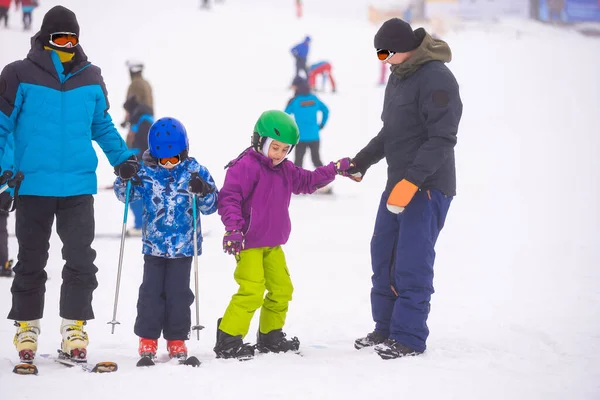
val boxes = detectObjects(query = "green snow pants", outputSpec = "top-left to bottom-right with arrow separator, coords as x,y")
219,246 -> 293,338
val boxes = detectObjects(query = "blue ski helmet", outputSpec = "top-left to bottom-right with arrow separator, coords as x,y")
148,117 -> 189,158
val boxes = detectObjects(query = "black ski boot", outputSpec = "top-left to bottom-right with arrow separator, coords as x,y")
0,260 -> 13,277
354,330 -> 387,350
374,338 -> 422,360
213,319 -> 254,361
256,329 -> 300,354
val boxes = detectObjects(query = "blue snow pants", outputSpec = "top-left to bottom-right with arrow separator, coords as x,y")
134,255 -> 195,340
370,189 -> 452,352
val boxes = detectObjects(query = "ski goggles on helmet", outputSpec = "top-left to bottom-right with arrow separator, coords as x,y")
49,32 -> 79,48
158,155 -> 181,167
376,49 -> 395,62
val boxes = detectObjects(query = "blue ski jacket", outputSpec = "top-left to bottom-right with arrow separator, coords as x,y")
291,39 -> 310,59
0,33 -> 135,196
285,93 -> 329,143
114,152 -> 218,258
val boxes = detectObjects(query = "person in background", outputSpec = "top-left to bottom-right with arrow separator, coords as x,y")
122,96 -> 154,236
15,0 -> 37,31
290,36 -> 311,79
308,61 -> 336,93
0,0 -> 11,28
122,60 -> 153,130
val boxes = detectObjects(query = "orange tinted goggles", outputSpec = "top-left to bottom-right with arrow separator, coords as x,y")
376,49 -> 395,61
158,155 -> 181,167
49,32 -> 79,48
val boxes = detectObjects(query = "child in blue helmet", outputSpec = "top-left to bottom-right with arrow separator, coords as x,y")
113,117 -> 218,361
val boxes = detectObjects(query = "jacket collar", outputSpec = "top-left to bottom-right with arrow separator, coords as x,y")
27,31 -> 91,82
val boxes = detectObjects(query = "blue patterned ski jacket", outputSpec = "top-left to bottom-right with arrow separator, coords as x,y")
114,151 -> 218,258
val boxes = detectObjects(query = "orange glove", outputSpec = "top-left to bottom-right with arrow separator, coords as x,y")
386,179 -> 418,214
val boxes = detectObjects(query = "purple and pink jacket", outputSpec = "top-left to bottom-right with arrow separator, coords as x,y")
218,149 -> 336,249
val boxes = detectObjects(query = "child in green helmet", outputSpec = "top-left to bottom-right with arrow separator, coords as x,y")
214,110 -> 355,360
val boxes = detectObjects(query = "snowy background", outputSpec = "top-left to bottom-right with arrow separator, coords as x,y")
0,0 -> 599,399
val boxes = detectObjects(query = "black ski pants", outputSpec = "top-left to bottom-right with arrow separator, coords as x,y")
8,195 -> 98,321
294,140 -> 323,168
295,56 -> 308,79
0,7 -> 8,27
134,255 -> 194,341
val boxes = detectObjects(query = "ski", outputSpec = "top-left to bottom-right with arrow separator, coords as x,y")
136,355 -> 201,368
39,353 -> 118,373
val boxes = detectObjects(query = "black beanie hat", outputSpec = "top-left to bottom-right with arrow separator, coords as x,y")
374,18 -> 420,53
41,6 -> 80,38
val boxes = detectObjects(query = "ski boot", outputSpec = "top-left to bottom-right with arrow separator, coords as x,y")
213,318 -> 254,360
60,319 -> 89,362
374,338 -> 422,360
256,329 -> 300,354
139,338 -> 158,359
13,320 -> 41,362
0,260 -> 13,277
354,330 -> 387,350
167,340 -> 187,360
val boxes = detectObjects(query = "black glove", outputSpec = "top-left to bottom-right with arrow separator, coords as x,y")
189,173 -> 215,196
0,170 -> 13,186
344,158 -> 367,182
114,156 -> 139,181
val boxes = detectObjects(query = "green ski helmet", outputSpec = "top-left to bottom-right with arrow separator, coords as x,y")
251,110 -> 300,152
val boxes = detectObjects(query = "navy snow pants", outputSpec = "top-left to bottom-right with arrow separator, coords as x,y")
370,189 -> 451,352
134,255 -> 195,340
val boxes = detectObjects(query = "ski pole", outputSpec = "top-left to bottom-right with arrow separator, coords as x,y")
190,193 -> 204,340
108,180 -> 131,334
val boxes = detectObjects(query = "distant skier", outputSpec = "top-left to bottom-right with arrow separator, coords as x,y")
291,35 -> 311,79
285,77 -> 329,170
214,110 -> 354,360
308,61 -> 336,93
15,0 -> 37,31
0,0 -> 11,28
121,95 -> 154,237
114,117 -> 218,361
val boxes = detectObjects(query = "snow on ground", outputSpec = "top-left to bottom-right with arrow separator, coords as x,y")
0,0 -> 599,398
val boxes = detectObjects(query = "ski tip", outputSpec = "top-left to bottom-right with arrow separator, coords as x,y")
13,363 -> 38,375
136,356 -> 156,367
182,356 -> 201,367
92,361 -> 118,373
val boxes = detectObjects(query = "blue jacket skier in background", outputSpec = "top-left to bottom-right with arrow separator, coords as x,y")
122,95 -> 154,236
285,76 -> 329,169
0,5 -> 136,364
291,36 -> 311,79
114,117 -> 218,361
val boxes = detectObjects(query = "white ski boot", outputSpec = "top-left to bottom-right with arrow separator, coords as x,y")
14,320 -> 41,362
60,319 -> 89,361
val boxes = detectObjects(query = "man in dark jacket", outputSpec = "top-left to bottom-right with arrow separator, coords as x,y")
0,6 -> 136,363
350,18 -> 462,359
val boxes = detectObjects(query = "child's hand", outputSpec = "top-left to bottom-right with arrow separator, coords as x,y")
335,158 -> 363,182
223,230 -> 244,256
189,173 -> 215,197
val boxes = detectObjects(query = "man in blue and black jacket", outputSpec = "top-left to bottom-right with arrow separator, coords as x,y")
0,5 -> 137,363
290,36 -> 311,79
